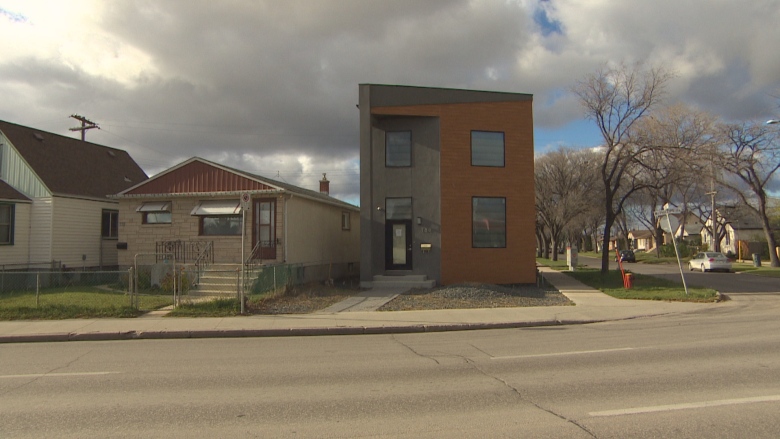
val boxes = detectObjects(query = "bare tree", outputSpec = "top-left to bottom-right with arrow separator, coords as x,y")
535,147 -> 599,261
573,62 -> 673,274
715,121 -> 780,267
627,104 -> 718,253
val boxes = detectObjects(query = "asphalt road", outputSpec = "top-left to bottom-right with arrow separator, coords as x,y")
578,256 -> 780,294
3,295 -> 780,438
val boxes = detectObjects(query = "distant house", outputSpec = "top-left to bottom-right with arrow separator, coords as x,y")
358,84 -> 536,287
114,157 -> 359,281
0,119 -> 148,270
702,204 -> 778,258
628,230 -> 654,251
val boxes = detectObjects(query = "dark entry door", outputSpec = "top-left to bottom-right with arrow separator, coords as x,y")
385,220 -> 412,270
252,199 -> 276,260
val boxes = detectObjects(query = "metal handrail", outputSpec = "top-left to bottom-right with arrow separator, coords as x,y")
193,241 -> 214,285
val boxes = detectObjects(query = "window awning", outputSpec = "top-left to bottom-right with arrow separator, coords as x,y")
190,200 -> 241,216
136,202 -> 171,212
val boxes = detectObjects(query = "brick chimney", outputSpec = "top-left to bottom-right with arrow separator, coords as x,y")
319,173 -> 330,195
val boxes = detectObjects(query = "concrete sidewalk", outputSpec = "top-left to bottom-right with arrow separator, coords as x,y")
0,267 -> 718,343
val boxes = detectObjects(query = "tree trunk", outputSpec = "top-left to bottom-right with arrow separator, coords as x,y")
758,213 -> 780,267
601,212 -> 616,275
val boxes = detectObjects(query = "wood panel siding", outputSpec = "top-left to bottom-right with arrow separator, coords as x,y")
125,161 -> 274,195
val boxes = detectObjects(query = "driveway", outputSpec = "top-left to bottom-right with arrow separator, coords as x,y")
578,256 -> 780,294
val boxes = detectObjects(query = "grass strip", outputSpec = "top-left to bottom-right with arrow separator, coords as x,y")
565,268 -> 719,302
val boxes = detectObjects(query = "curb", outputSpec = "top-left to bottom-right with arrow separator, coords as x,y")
0,319 -> 608,344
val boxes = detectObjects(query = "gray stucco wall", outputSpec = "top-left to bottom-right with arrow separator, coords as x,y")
360,114 -> 441,284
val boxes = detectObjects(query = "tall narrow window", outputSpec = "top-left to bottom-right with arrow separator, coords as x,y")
342,211 -> 351,230
386,131 -> 412,167
0,204 -> 14,245
253,199 -> 277,259
473,197 -> 506,248
102,210 -> 119,239
471,131 -> 505,167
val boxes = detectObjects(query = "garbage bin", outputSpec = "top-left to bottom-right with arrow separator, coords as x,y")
752,253 -> 762,267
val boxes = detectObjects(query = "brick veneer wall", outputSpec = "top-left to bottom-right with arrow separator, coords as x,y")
372,100 -> 536,285
117,197 -> 285,267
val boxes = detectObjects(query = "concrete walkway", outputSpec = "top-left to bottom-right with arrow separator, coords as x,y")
0,267 -> 721,343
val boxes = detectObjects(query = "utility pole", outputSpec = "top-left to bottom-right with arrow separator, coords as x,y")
69,114 -> 99,141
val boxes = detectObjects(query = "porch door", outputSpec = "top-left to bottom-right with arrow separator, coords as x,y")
253,199 -> 276,260
385,220 -> 412,270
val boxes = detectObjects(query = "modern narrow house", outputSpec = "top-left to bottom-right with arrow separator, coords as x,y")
0,119 -> 148,270
114,157 -> 359,288
358,84 -> 536,287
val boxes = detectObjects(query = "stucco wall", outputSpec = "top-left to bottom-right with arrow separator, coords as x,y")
284,195 -> 360,265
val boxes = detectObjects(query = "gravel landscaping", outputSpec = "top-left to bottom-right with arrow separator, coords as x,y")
378,283 -> 571,311
247,281 -> 571,314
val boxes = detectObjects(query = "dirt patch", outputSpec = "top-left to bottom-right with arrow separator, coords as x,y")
248,282 -> 357,315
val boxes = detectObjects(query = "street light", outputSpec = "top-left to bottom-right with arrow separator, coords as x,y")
767,120 -> 780,125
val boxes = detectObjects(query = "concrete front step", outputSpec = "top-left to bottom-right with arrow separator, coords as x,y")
371,274 -> 435,289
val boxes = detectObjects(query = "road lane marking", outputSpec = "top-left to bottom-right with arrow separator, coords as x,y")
492,347 -> 636,360
589,395 -> 780,417
0,372 -> 119,379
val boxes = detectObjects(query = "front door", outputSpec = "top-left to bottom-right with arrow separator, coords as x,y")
385,220 -> 412,270
252,199 -> 276,260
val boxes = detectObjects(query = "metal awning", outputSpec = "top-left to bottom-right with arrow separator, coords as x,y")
190,199 -> 241,216
136,201 -> 171,212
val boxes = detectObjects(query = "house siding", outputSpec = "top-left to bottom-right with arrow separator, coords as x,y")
364,93 -> 536,285
0,133 -> 51,199
0,202 -> 31,267
285,195 -> 360,265
29,198 -> 53,264
51,197 -> 120,268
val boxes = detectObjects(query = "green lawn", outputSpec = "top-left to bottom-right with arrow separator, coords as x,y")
167,298 -> 242,317
0,287 -> 173,320
535,256 -> 572,270
563,268 -> 719,302
731,262 -> 780,277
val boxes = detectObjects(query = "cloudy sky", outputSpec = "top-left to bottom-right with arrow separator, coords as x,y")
1,0 -> 778,205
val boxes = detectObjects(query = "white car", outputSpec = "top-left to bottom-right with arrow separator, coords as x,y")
688,252 -> 732,273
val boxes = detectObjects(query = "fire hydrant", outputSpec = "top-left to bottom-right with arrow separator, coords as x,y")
624,273 -> 634,289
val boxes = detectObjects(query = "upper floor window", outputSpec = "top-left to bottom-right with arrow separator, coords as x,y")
0,204 -> 14,245
471,131 -> 505,167
138,201 -> 172,224
386,131 -> 412,167
473,197 -> 506,248
101,210 -> 119,239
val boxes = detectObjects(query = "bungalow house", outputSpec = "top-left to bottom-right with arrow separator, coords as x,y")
628,230 -> 654,251
113,157 -> 359,288
358,84 -> 536,287
702,204 -> 778,259
0,119 -> 148,270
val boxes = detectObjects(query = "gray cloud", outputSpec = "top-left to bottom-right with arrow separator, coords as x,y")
0,0 -> 778,204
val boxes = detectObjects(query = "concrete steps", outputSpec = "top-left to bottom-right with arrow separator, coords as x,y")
371,274 -> 436,289
190,264 -> 241,297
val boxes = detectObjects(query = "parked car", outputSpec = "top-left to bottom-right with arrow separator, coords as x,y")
688,252 -> 732,272
615,250 -> 636,263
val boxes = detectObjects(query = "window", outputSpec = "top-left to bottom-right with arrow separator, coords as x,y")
473,197 -> 506,248
0,204 -> 14,245
386,131 -> 412,167
471,131 -> 505,167
102,210 -> 118,239
385,198 -> 412,220
138,201 -> 172,224
201,216 -> 242,236
342,212 -> 351,230
190,200 -> 243,236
